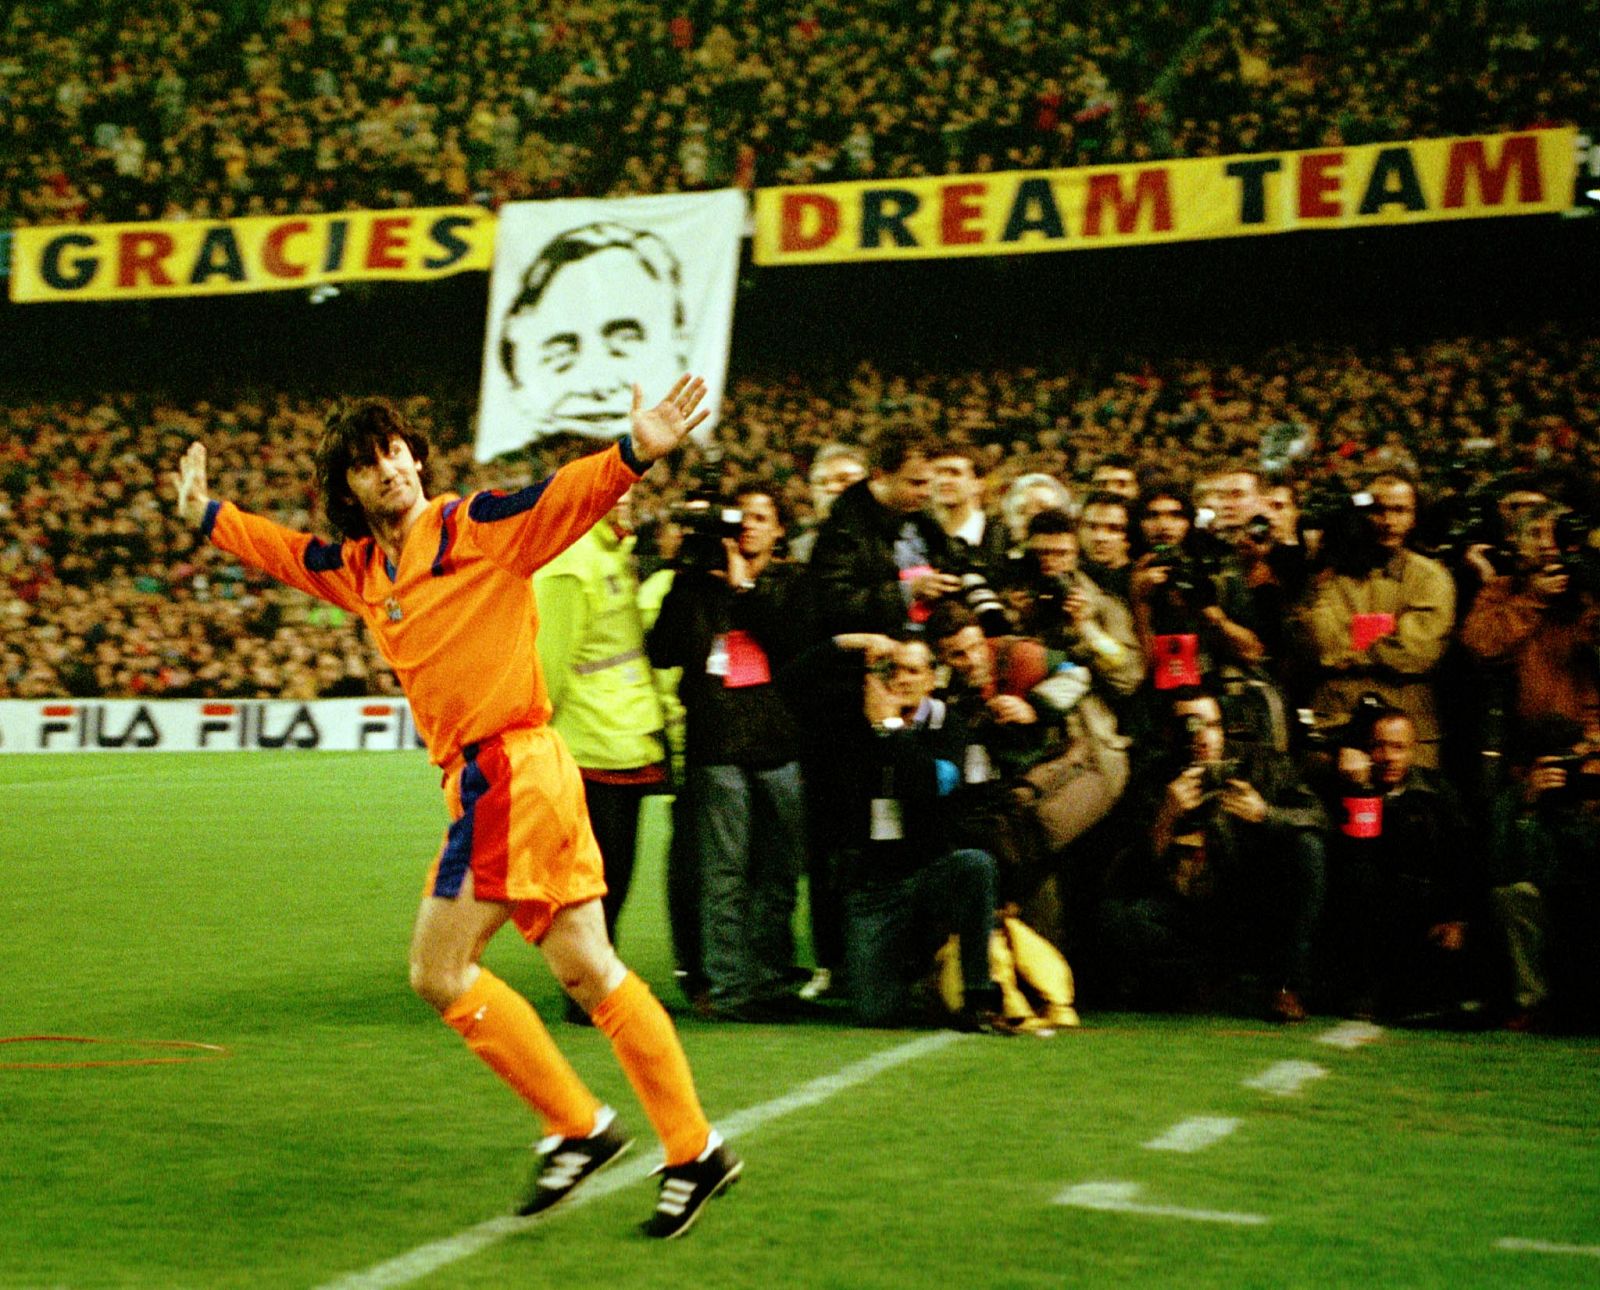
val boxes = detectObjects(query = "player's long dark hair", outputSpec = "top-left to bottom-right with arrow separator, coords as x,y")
314,398 -> 433,541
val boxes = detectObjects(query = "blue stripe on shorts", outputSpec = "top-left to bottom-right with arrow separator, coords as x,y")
434,755 -> 491,899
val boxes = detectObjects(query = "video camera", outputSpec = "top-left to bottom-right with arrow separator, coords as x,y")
671,453 -> 742,573
1300,481 -> 1383,574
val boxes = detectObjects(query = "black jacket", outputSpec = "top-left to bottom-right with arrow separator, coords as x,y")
807,479 -> 955,638
647,562 -> 807,767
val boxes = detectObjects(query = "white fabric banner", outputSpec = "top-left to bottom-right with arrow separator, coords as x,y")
474,189 -> 746,462
0,698 -> 426,753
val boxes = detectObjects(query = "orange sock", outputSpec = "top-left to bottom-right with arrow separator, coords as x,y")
592,971 -> 711,1165
441,969 -> 601,1140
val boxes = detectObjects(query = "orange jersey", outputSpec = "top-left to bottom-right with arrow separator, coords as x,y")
205,444 -> 640,767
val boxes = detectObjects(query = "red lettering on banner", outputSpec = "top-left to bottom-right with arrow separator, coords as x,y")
363,218 -> 411,270
263,221 -> 311,278
779,193 -> 841,252
1297,152 -> 1345,218
362,705 -> 394,717
42,705 -> 75,717
1082,170 -> 1174,237
202,704 -> 235,716
116,231 -> 177,288
940,183 -> 987,245
1442,135 -> 1542,208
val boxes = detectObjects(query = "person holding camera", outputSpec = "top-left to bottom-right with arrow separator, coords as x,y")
1487,714 -> 1600,1032
1459,502 -> 1600,745
926,599 -> 1131,957
1297,472 -> 1457,769
828,633 -> 1004,1031
646,488 -> 810,1021
1097,688 -> 1328,1022
1015,508 -> 1143,697
1318,702 -> 1482,1024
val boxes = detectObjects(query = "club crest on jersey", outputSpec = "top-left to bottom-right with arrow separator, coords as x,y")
385,596 -> 403,622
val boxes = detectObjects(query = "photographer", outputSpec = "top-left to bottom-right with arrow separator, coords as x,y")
1487,715 -> 1600,1031
647,488 -> 810,1021
1130,485 -> 1267,689
927,599 -> 1131,955
1097,687 -> 1328,1021
830,633 -> 1004,1032
1319,703 -> 1482,1024
1297,473 -> 1457,769
1014,508 -> 1143,698
1460,502 -> 1600,742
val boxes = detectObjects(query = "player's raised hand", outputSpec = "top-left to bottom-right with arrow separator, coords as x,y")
629,376 -> 709,464
171,441 -> 212,527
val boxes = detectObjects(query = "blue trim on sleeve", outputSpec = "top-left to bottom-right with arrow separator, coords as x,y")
431,499 -> 461,576
200,499 -> 222,539
618,435 -> 647,475
303,537 -> 346,574
467,478 -> 552,523
434,754 -> 490,899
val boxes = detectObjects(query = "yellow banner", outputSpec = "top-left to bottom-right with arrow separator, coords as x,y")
9,206 -> 495,303
753,128 -> 1577,265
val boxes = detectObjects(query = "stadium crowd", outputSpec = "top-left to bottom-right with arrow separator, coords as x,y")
3,0 -> 1597,226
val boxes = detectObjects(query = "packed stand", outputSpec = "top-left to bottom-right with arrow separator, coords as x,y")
4,0 -> 1598,229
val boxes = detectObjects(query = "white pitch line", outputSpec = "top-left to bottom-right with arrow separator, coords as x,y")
1242,1060 -> 1327,1097
314,1030 -> 961,1290
1055,1181 -> 1268,1227
1143,1116 -> 1241,1153
1316,1020 -> 1384,1050
1496,1238 -> 1600,1260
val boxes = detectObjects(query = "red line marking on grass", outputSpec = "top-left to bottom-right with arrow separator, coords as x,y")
0,1035 -> 231,1070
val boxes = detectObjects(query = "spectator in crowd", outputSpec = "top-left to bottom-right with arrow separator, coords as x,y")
998,472 -> 1076,558
930,445 -> 1008,575
1076,489 -> 1136,603
789,442 -> 867,564
647,487 -> 810,1021
1297,473 -> 1457,768
1488,714 -> 1600,1031
1088,453 -> 1140,503
534,483 -> 669,1011
1098,687 -> 1328,1020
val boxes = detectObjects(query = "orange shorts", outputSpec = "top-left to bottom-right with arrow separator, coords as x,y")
422,725 -> 607,942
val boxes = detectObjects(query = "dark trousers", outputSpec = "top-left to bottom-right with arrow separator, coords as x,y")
844,848 -> 998,1027
582,778 -> 657,944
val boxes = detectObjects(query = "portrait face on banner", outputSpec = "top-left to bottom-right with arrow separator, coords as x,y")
496,224 -> 687,440
476,190 -> 745,462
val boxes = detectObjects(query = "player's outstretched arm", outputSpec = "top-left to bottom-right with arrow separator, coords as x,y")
628,376 -> 710,464
171,441 -> 212,527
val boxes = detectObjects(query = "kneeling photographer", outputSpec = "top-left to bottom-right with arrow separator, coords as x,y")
1097,687 -> 1328,1021
926,599 -> 1131,958
1487,714 -> 1600,1031
647,486 -> 811,1021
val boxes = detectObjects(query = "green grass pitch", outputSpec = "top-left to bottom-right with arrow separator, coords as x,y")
2,751 -> 1597,1288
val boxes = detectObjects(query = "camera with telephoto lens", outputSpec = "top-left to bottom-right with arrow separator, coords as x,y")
948,545 -> 1013,636
1301,481 -> 1383,574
